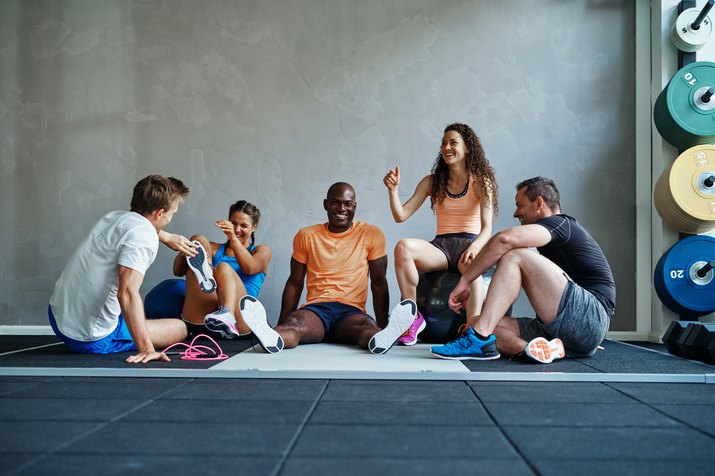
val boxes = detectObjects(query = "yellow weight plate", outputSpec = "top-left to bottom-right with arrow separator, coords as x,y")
670,145 -> 715,220
654,145 -> 715,234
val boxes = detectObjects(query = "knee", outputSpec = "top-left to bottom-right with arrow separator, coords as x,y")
394,239 -> 414,264
173,320 -> 189,339
494,318 -> 516,336
498,248 -> 530,266
179,323 -> 189,339
357,321 -> 379,347
277,314 -> 303,331
214,262 -> 233,276
189,234 -> 210,250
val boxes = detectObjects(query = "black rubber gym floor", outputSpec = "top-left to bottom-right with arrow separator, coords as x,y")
1,336 -> 715,475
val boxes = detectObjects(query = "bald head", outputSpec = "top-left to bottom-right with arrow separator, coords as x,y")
327,182 -> 355,201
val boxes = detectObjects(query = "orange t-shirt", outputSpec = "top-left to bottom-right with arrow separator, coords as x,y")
435,178 -> 482,235
292,221 -> 386,312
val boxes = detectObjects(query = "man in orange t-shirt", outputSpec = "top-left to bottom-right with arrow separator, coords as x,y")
238,182 -> 417,354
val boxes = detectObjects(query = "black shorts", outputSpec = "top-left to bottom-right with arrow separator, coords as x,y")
430,233 -> 478,273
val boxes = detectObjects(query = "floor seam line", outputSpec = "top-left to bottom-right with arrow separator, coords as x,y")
271,379 -> 329,476
466,382 -> 541,476
0,342 -> 64,357
604,382 -> 715,441
3,378 -> 196,476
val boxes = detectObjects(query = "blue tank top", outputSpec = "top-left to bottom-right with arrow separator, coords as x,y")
212,243 -> 266,297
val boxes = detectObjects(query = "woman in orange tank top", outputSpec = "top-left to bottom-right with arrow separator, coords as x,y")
383,123 -> 498,345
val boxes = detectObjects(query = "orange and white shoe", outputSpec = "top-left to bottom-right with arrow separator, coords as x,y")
525,337 -> 565,364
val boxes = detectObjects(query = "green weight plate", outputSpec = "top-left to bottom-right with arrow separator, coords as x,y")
654,62 -> 715,149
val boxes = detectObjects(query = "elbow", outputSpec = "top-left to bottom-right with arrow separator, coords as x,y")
242,261 -> 268,276
116,289 -> 132,308
117,287 -> 141,307
285,278 -> 303,294
240,265 -> 257,276
494,230 -> 517,250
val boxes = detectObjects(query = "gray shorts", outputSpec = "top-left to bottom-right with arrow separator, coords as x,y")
516,279 -> 610,357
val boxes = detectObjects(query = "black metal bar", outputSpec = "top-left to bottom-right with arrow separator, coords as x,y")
696,260 -> 715,278
679,0 -> 698,68
691,0 -> 715,30
678,0 -> 697,320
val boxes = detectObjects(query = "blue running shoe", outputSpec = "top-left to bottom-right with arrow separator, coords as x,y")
430,328 -> 500,360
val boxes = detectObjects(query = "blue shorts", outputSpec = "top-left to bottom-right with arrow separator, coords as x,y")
302,302 -> 367,336
515,279 -> 610,357
48,306 -> 137,354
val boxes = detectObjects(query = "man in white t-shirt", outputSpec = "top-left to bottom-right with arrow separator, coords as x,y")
49,175 -> 198,364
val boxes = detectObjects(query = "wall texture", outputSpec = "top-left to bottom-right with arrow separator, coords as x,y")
0,0 -> 636,330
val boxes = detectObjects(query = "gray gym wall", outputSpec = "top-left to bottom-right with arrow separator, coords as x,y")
0,0 -> 637,331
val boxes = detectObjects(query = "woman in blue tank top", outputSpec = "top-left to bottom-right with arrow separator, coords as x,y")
173,200 -> 272,338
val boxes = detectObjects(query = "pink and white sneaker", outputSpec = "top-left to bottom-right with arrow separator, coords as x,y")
397,311 -> 426,346
204,306 -> 240,339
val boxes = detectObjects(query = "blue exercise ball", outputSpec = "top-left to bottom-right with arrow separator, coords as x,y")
145,278 -> 186,319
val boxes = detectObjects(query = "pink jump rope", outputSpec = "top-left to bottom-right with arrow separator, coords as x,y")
162,333 -> 228,361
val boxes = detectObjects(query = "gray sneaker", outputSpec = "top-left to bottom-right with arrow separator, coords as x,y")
368,299 -> 417,354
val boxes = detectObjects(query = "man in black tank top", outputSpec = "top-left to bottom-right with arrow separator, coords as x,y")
431,176 -> 615,363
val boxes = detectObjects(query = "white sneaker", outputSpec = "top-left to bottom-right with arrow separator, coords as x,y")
368,299 -> 417,354
204,306 -> 239,339
186,241 -> 216,294
239,296 -> 284,354
524,337 -> 566,364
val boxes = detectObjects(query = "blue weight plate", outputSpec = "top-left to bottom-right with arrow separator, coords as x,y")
654,235 -> 715,317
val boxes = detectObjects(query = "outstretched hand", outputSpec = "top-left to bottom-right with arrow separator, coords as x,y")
163,233 -> 198,257
126,351 -> 170,364
448,278 -> 471,313
383,166 -> 400,192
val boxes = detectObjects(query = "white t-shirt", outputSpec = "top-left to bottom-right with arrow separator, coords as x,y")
50,210 -> 159,341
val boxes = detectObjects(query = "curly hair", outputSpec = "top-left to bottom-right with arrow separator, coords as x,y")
429,123 -> 498,215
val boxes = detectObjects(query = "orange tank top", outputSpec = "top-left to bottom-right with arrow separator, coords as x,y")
434,179 -> 482,235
